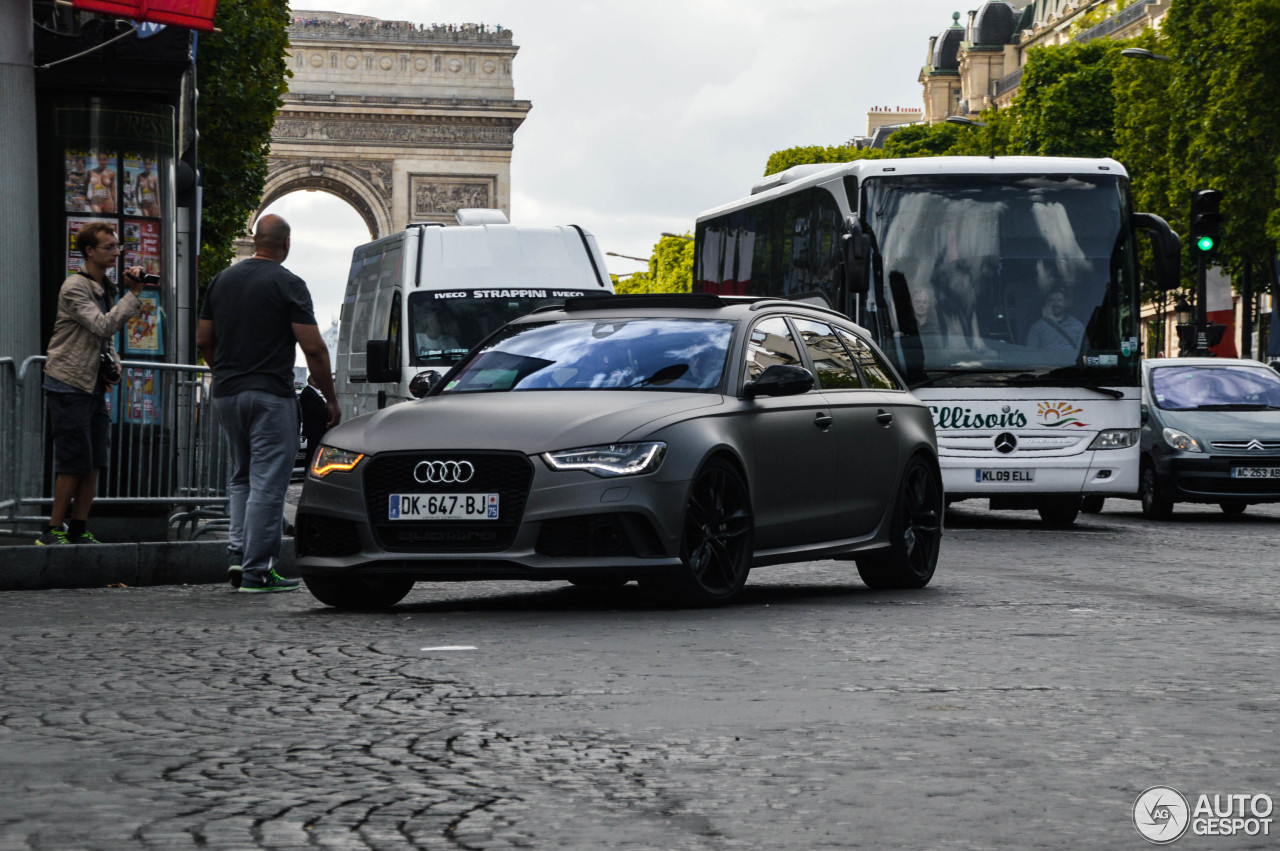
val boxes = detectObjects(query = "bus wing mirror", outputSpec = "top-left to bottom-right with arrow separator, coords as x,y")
365,339 -> 398,384
1132,212 -> 1181,291
842,221 -> 871,295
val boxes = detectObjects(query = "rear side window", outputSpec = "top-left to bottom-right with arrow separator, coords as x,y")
744,317 -> 803,382
792,318 -> 862,389
837,328 -> 902,390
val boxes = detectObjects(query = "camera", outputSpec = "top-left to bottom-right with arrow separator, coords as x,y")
126,271 -> 160,284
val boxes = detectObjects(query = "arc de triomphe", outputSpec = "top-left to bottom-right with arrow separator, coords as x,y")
243,11 -> 530,253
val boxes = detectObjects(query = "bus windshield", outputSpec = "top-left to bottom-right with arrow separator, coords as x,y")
863,173 -> 1139,390
408,289 -> 606,367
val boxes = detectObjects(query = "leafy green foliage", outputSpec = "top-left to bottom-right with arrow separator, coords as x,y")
613,234 -> 695,294
195,0 -> 291,292
764,144 -> 876,177
1006,41 -> 1121,158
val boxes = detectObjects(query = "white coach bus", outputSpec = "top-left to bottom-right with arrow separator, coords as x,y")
695,156 -> 1180,525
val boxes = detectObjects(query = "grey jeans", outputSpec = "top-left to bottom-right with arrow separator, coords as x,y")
214,391 -> 298,583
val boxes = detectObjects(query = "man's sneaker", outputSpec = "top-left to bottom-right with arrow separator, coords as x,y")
36,529 -> 70,546
71,531 -> 101,544
238,569 -> 300,594
227,564 -> 243,589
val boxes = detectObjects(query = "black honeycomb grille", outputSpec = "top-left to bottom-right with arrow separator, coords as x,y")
363,451 -> 534,552
295,512 -> 361,558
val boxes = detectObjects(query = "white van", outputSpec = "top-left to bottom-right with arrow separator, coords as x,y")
334,209 -> 614,418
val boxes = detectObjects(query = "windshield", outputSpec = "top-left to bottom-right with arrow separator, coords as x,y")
1150,364 -> 1280,410
863,173 -> 1139,389
409,289 -> 605,367
441,318 -> 734,394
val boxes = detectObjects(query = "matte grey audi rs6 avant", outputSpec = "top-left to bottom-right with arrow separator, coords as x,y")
295,294 -> 943,609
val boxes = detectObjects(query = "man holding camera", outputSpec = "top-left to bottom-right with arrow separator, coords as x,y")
39,222 -> 147,545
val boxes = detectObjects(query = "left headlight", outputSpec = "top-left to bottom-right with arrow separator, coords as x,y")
543,442 -> 667,478
310,445 -> 366,478
1088,429 -> 1139,450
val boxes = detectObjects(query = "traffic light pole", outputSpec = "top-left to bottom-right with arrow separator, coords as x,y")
1195,250 -> 1207,356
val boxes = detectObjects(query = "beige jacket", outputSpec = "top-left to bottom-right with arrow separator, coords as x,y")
44,273 -> 142,393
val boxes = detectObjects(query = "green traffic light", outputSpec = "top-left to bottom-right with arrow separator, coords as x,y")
1196,235 -> 1215,252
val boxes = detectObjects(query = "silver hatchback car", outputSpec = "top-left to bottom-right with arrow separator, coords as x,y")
296,295 -> 943,608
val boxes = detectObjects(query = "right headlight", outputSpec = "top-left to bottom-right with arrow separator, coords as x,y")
310,446 -> 366,478
1162,427 -> 1203,453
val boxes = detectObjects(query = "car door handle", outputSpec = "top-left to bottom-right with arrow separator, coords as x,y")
814,412 -> 833,429
876,409 -> 894,426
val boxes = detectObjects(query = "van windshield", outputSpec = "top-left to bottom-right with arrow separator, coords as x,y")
408,289 -> 606,366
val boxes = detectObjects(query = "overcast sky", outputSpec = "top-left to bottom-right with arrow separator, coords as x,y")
262,0 -> 971,337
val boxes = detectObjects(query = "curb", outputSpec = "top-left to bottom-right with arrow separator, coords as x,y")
0,540 -> 297,591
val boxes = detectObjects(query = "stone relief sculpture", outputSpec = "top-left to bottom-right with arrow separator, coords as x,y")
410,175 -> 494,217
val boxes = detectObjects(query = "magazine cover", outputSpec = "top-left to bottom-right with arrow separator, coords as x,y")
123,367 -> 162,426
123,289 -> 163,355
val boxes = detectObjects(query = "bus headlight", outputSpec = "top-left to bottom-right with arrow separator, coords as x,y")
311,446 -> 366,477
1161,428 -> 1203,453
1088,429 -> 1139,450
543,442 -> 667,477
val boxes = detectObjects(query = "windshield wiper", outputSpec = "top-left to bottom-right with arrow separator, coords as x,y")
1172,403 -> 1280,411
627,364 -> 689,389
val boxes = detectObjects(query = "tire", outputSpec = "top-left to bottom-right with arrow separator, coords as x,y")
1038,495 -> 1081,527
304,574 -> 415,610
1219,501 -> 1248,516
1139,462 -> 1174,520
1080,495 -> 1106,514
667,458 -> 753,607
856,456 -> 942,590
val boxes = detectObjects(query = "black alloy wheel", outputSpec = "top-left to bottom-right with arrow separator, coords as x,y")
1139,461 -> 1174,520
670,458 -> 753,606
304,574 -> 416,610
856,455 -> 942,590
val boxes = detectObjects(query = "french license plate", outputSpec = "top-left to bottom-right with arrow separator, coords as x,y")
975,469 -> 1036,483
388,493 -> 499,520
1230,467 -> 1280,479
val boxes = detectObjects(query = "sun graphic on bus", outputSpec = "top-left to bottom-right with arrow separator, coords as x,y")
1037,401 -> 1088,428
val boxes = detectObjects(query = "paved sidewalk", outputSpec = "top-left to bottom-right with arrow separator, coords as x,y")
0,483 -> 303,591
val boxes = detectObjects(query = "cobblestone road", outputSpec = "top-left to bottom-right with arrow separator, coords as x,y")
1,500 -> 1277,849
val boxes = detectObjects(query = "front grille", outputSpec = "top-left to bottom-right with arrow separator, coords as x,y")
536,513 -> 665,559
296,512 -> 361,558
1210,440 -> 1280,453
363,451 -> 534,552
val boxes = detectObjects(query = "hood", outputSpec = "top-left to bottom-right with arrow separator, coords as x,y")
322,391 -> 726,455
1157,407 -> 1280,443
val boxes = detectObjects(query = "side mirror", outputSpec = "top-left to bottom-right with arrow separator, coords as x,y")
1132,212 -> 1182,291
842,219 -> 871,296
365,339 -> 398,384
408,369 -> 441,398
743,364 -> 815,399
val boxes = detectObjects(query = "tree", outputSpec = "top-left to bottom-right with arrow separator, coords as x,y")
614,234 -> 694,294
764,144 -> 874,177
195,0 -> 291,292
1006,40 -> 1122,158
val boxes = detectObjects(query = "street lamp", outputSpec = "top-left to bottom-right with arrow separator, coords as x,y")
660,232 -> 694,241
1120,47 -> 1170,62
945,115 -> 994,158
606,251 -> 650,264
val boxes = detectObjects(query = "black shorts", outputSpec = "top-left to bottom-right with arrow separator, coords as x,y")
47,390 -> 110,475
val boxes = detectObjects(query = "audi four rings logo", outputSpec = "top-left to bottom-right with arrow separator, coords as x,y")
414,460 -> 475,484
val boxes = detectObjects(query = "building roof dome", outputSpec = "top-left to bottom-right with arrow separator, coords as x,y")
932,13 -> 965,70
973,2 -> 1019,45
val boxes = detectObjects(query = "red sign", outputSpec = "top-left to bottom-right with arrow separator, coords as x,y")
72,0 -> 219,32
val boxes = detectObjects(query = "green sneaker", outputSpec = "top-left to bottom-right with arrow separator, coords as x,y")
238,569 -> 300,594
71,531 -> 101,544
36,529 -> 70,546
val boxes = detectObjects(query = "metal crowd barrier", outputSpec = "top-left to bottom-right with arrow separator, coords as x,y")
2,357 -> 234,538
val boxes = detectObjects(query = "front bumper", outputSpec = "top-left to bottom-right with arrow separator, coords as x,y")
941,445 -> 1138,499
1155,453 -> 1280,504
295,451 -> 691,579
